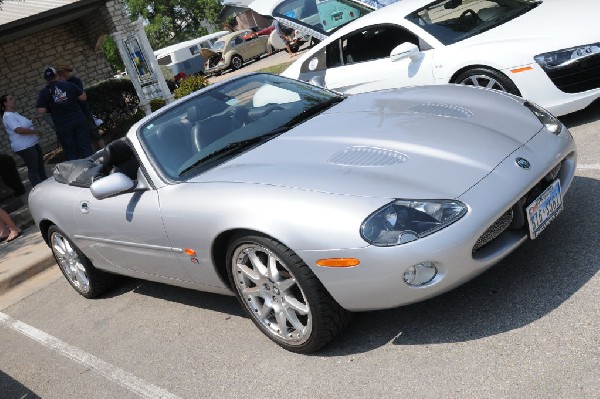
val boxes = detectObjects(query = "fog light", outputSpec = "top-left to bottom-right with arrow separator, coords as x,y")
403,262 -> 437,286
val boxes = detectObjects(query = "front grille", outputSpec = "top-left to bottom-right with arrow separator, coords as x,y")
542,53 -> 600,93
473,209 -> 514,252
472,159 -> 565,254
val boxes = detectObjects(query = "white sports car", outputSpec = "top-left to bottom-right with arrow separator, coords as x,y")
30,73 -> 576,353
276,0 -> 600,116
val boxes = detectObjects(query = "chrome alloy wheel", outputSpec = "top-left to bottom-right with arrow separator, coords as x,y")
459,74 -> 507,91
50,231 -> 90,293
232,243 -> 312,345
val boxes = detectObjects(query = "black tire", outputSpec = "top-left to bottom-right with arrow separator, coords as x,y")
230,55 -> 243,70
454,67 -> 521,96
48,225 -> 115,298
226,234 -> 351,353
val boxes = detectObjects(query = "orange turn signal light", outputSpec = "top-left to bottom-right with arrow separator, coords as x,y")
184,248 -> 197,256
316,258 -> 360,268
510,66 -> 533,74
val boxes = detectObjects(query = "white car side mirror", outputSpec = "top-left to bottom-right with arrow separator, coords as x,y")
390,43 -> 421,62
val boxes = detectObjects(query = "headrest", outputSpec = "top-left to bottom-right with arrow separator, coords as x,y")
103,140 -> 134,170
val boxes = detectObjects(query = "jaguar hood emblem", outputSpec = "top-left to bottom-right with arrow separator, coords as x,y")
516,157 -> 531,169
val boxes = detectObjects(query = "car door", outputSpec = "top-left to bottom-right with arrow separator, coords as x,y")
319,24 -> 436,93
74,186 -> 189,281
242,33 -> 265,58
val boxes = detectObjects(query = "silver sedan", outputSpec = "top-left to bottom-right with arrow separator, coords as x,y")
29,73 -> 576,353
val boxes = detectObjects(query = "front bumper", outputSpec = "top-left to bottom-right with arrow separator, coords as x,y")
503,63 -> 600,116
299,126 -> 577,311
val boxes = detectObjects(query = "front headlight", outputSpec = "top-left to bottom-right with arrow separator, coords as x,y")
360,199 -> 467,247
534,43 -> 600,70
524,101 -> 562,135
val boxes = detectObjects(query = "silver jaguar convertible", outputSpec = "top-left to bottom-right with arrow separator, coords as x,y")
29,73 -> 577,353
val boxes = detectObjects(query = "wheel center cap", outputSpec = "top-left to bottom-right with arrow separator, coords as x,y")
272,287 -> 280,295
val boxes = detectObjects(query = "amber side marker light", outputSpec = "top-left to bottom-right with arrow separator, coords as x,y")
316,258 -> 360,268
184,248 -> 197,256
511,66 -> 533,74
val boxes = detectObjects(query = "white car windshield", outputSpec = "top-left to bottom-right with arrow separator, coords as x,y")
406,0 -> 541,45
139,74 -> 343,179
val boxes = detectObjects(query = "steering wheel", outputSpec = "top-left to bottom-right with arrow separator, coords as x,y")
459,9 -> 480,25
259,105 -> 285,118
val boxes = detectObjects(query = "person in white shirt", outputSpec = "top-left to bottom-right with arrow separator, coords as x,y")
1,94 -> 48,187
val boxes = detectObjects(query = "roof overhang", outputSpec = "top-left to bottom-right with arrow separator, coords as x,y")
0,0 -> 109,44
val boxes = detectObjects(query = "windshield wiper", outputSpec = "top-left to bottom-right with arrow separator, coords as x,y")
178,134 -> 278,176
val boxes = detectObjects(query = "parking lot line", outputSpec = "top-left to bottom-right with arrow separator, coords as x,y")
0,312 -> 180,399
576,163 -> 600,170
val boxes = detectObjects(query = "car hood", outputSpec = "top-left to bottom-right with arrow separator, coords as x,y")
462,0 -> 599,54
193,85 -> 542,199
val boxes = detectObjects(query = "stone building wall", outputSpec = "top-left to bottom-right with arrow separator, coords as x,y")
0,0 -> 130,163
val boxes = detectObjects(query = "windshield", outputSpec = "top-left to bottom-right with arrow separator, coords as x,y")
406,0 -> 541,45
273,0 -> 382,38
139,74 -> 342,180
212,41 -> 225,51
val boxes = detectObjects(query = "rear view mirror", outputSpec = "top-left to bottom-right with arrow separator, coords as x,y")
444,0 -> 463,9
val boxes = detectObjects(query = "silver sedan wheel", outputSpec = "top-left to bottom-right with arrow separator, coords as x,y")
232,243 -> 312,346
51,231 -> 90,293
459,74 -> 507,91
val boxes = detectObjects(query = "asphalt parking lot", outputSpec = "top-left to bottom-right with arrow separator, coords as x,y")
0,71 -> 598,396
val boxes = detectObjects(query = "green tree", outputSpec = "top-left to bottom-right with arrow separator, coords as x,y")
126,0 -> 223,49
101,36 -> 125,73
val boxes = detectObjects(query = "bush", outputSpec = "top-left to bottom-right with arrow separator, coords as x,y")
173,75 -> 210,99
150,98 -> 166,112
86,79 -> 144,142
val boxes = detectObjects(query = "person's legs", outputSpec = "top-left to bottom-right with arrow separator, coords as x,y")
34,144 -> 48,182
55,123 -> 78,161
15,144 -> 47,187
0,154 -> 25,196
0,208 -> 21,241
73,116 -> 94,159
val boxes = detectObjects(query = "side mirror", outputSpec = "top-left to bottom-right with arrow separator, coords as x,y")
90,172 -> 135,200
390,43 -> 420,62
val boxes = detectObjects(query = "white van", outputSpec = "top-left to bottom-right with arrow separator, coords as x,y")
154,31 -> 230,77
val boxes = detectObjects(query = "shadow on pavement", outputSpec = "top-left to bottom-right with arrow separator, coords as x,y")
318,175 -> 599,356
559,99 -> 600,128
0,370 -> 41,399
99,176 -> 599,356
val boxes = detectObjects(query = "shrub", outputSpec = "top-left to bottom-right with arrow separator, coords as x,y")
150,98 -> 166,112
86,79 -> 144,142
173,74 -> 210,99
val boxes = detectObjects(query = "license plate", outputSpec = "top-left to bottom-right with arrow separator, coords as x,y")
526,179 -> 563,239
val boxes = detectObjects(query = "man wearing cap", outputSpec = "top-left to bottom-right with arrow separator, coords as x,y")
56,63 -> 105,150
36,67 -> 93,161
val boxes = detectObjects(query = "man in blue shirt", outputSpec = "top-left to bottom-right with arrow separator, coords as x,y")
36,67 -> 93,161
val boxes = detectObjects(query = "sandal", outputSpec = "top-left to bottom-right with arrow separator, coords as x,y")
6,230 -> 22,243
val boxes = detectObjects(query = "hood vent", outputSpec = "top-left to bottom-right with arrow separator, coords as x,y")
409,103 -> 473,118
329,146 -> 408,167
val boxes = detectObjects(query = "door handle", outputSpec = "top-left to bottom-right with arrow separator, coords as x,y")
80,201 -> 90,214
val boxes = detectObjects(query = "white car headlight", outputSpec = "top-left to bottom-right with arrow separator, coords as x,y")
534,43 -> 600,70
360,200 -> 467,247
524,101 -> 562,135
